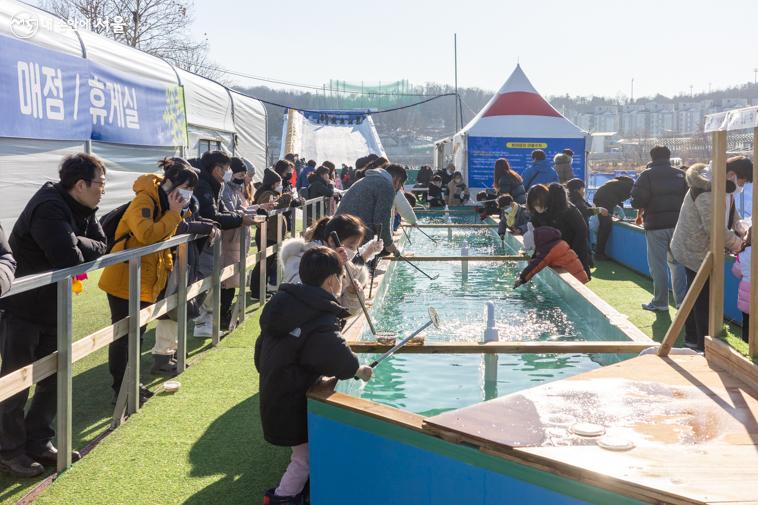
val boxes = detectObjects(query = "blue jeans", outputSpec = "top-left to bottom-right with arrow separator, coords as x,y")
645,228 -> 687,308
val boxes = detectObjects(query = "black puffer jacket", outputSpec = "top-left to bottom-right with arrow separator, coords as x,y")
630,161 -> 687,230
254,283 -> 359,446
531,204 -> 591,277
195,170 -> 243,230
0,182 -> 106,326
0,225 -> 15,296
306,177 -> 335,199
592,176 -> 634,211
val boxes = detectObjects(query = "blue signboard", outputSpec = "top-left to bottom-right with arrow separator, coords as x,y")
0,33 -> 187,146
467,136 -> 586,188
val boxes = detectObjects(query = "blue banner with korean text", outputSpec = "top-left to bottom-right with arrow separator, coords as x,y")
0,33 -> 187,147
467,136 -> 586,189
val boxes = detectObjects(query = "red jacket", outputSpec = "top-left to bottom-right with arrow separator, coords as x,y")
519,226 -> 589,284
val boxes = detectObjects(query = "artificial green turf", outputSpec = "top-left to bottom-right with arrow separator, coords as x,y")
32,309 -> 289,505
0,269 -> 213,504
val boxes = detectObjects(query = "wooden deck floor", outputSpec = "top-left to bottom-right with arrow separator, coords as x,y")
424,353 -> 758,505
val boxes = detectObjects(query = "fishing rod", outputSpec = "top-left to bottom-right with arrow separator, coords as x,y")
330,232 -> 396,338
395,253 -> 440,280
356,307 -> 441,379
368,223 -> 383,299
405,224 -> 439,244
400,225 -> 412,245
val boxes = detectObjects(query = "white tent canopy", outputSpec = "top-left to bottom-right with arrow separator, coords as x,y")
435,65 -> 588,188
0,0 -> 268,230
280,110 -> 386,169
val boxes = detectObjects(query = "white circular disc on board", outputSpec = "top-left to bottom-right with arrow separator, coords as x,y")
597,435 -> 635,451
570,422 -> 606,437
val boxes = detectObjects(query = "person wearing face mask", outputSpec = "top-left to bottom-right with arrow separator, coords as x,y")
0,153 -> 107,477
150,159 -> 220,374
527,183 -> 591,278
724,156 -> 753,237
192,151 -> 257,337
99,159 -> 198,402
672,163 -> 745,350
280,214 -> 383,316
217,158 -> 257,330
255,246 -> 372,505
250,161 -> 294,298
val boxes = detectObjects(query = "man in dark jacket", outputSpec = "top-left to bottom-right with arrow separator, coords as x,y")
592,175 -> 634,259
630,145 -> 688,311
0,225 -> 15,296
336,164 -> 406,255
193,151 -> 255,337
0,153 -> 107,477
255,247 -> 370,503
195,150 -> 255,230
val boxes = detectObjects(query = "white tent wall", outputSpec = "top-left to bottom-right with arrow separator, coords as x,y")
76,29 -> 178,86
0,137 -> 84,230
187,124 -> 235,157
0,2 -> 82,55
0,0 -> 269,230
177,68 -> 234,132
230,91 -> 267,182
90,141 -> 180,215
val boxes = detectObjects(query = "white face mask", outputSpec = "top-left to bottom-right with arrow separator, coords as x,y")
274,183 -> 283,193
177,188 -> 193,207
223,168 -> 232,183
345,247 -> 358,261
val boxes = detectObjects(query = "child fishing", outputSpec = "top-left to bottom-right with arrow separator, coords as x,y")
255,247 -> 373,504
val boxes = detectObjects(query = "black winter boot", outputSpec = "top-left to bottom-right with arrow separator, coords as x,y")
151,354 -> 178,375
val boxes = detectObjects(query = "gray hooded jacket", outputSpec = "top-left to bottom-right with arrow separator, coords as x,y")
671,163 -> 742,272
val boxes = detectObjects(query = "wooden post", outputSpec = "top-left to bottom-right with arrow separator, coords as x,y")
259,219 -> 267,308
658,252 -> 712,356
751,126 -> 758,358
126,257 -> 141,415
176,242 -> 188,373
709,130 -> 727,340
211,238 -> 222,346
237,225 -> 248,324
56,277 -> 73,472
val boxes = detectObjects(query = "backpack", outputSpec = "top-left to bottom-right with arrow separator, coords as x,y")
100,201 -> 159,253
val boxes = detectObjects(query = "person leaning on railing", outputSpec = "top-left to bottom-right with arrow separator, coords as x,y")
98,159 -> 198,404
0,225 -> 15,297
191,151 -> 258,338
149,159 -> 220,375
0,153 -> 107,478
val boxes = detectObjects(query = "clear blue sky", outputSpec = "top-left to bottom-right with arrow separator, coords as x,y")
192,0 -> 758,99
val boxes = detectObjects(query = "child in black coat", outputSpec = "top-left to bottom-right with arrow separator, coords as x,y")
255,247 -> 373,504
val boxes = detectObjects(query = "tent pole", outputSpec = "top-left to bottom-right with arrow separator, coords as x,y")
454,33 -> 459,131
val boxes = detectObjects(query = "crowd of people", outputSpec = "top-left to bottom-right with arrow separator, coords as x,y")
0,141 -> 753,504
481,145 -> 754,354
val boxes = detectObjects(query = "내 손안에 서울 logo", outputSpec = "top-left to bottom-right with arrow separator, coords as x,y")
10,11 -> 40,39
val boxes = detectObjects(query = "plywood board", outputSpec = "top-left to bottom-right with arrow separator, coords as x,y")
424,354 -> 758,504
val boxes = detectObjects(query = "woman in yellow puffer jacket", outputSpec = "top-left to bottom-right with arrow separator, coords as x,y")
100,159 -> 198,401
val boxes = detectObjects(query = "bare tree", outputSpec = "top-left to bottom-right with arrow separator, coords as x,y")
38,0 -> 224,81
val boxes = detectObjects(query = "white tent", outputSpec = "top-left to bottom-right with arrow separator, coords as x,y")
279,109 -> 386,168
0,0 -> 267,230
435,64 -> 588,188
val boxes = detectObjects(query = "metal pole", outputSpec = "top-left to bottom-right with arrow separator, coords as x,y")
176,242 -> 188,373
301,201 -> 308,236
56,277 -> 73,473
259,220 -> 267,308
237,225 -> 248,324
276,214 -> 283,288
127,257 -> 141,415
461,240 -> 469,282
211,238 -> 222,346
454,33 -> 459,131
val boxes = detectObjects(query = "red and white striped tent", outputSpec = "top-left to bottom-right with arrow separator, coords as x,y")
435,65 -> 588,188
